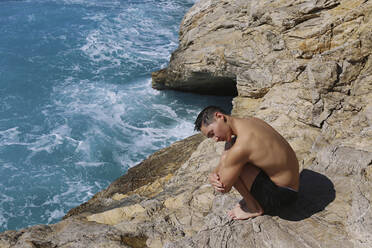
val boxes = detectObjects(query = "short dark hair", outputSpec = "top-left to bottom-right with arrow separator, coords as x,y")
194,106 -> 226,131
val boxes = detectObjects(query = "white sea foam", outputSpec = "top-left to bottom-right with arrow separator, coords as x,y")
50,76 -> 198,168
24,124 -> 80,163
44,209 -> 65,224
54,0 -> 120,8
51,82 -> 133,161
80,1 -> 182,73
74,140 -> 90,155
0,192 -> 15,229
75,161 -> 106,167
168,120 -> 195,138
0,192 -> 15,204
27,134 -> 63,153
0,213 -> 7,230
60,179 -> 96,207
82,12 -> 106,22
40,189 -> 65,208
81,29 -> 126,65
0,127 -> 24,146
1,162 -> 17,172
152,104 -> 178,119
38,174 -> 97,214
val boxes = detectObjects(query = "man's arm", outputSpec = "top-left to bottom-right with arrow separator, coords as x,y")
208,152 -> 225,191
216,146 -> 249,192
209,137 -> 237,190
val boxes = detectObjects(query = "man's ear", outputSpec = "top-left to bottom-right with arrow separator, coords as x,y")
214,112 -> 224,120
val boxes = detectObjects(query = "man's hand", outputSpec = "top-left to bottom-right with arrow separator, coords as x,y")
209,173 -> 227,193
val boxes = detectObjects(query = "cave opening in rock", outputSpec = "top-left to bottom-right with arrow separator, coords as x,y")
184,72 -> 238,96
197,76 -> 238,96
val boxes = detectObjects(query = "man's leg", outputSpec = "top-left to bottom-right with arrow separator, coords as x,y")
228,164 -> 263,220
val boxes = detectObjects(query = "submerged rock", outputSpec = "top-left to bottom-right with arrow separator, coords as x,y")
1,0 -> 371,247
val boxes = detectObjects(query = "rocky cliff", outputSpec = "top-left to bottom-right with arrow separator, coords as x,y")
1,0 -> 371,247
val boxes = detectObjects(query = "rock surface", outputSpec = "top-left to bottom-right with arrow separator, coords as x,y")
1,0 -> 372,247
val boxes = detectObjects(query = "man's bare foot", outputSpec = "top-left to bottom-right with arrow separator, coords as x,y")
227,201 -> 263,220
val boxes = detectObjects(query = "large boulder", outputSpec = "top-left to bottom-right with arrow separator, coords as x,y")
151,0 -> 371,246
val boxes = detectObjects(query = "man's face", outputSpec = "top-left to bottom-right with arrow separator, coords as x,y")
200,114 -> 230,142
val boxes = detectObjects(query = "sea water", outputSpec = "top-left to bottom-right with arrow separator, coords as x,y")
0,0 -> 233,232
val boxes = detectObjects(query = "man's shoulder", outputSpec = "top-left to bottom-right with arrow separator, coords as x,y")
234,117 -> 269,139
234,116 -> 264,126
233,116 -> 255,130
228,138 -> 251,156
224,142 -> 251,165
234,121 -> 255,141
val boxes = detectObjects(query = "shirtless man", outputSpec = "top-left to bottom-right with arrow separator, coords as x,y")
194,106 -> 299,220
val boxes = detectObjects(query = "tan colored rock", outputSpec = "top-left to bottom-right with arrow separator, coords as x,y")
0,219 -> 130,248
0,240 -> 10,248
112,173 -> 174,201
164,191 -> 191,210
191,185 -> 214,213
87,204 -> 146,225
135,173 -> 173,198
112,193 -> 127,201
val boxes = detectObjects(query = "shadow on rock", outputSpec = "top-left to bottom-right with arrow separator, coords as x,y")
276,169 -> 335,221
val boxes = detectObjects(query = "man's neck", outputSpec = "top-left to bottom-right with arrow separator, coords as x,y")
226,116 -> 237,137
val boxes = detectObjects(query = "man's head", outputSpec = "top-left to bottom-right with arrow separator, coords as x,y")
194,106 -> 231,142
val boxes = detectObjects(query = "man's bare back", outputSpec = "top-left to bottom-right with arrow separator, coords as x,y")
226,116 -> 299,190
195,106 -> 299,219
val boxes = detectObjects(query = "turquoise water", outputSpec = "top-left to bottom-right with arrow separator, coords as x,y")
0,0 -> 233,231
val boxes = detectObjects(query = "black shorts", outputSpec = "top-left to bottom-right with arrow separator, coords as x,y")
250,170 -> 298,215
